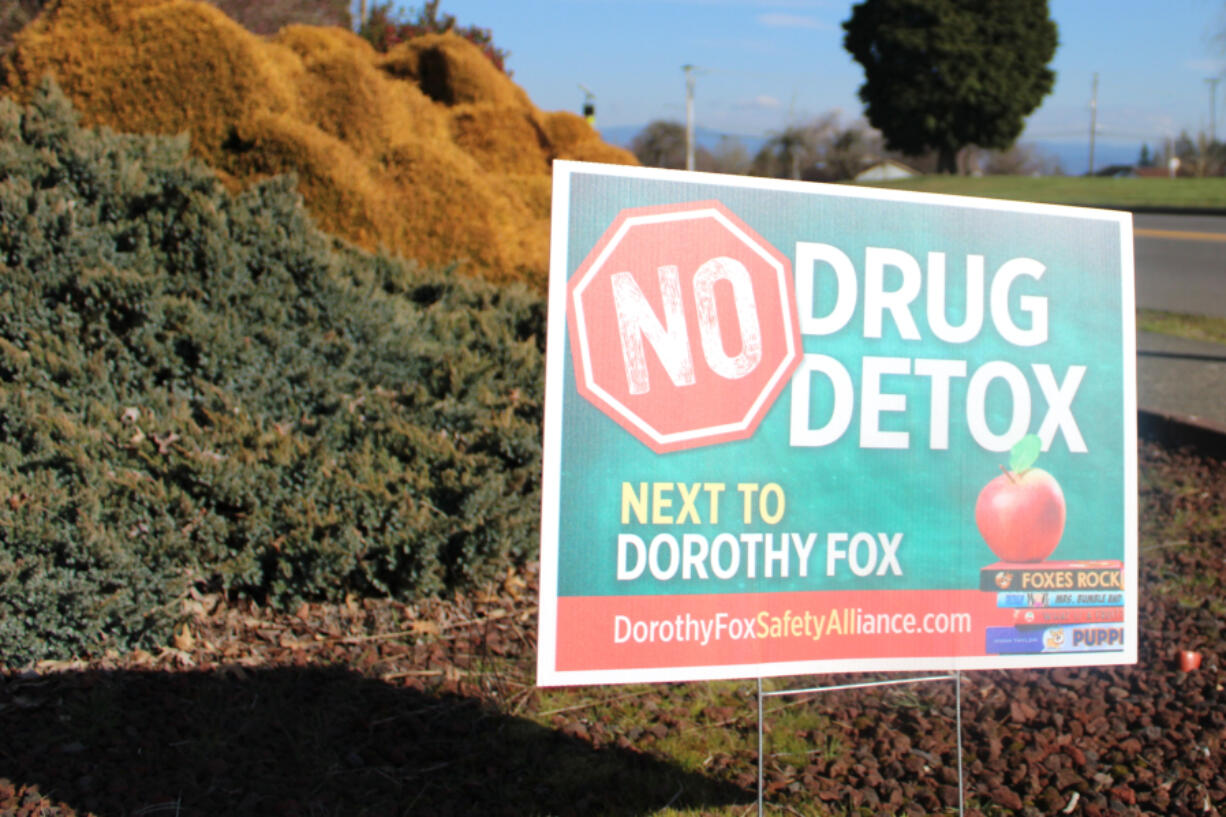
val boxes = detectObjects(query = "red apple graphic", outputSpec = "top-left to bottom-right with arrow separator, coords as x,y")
975,435 -> 1066,562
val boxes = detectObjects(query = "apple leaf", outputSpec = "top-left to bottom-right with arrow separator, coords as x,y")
1009,434 -> 1041,473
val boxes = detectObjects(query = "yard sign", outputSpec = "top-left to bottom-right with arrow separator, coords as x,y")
538,161 -> 1137,686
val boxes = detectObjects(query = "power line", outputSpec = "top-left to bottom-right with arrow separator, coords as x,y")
1026,127 -> 1168,140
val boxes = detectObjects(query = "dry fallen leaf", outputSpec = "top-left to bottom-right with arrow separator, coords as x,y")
411,620 -> 440,636
128,649 -> 155,667
173,624 -> 195,652
153,431 -> 180,454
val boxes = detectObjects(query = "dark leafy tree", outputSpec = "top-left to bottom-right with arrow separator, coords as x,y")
751,114 -> 837,180
971,142 -> 1061,176
1171,130 -> 1226,177
843,0 -> 1058,173
0,0 -> 49,60
630,120 -> 686,168
751,114 -> 883,181
359,0 -> 510,74
3,0 -> 356,42
631,121 -> 755,173
820,123 -> 883,180
706,134 -> 751,175
206,0 -> 352,35
630,120 -> 702,169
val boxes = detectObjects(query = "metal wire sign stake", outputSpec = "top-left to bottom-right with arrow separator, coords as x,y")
756,673 -> 964,817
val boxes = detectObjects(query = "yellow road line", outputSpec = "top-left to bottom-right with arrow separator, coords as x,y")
1135,227 -> 1226,243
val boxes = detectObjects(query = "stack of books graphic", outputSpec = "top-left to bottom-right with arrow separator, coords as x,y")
981,560 -> 1125,654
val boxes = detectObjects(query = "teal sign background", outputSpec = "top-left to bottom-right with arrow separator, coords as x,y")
556,171 -> 1128,599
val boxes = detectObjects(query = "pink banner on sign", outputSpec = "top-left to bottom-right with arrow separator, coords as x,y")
555,590 -> 1004,672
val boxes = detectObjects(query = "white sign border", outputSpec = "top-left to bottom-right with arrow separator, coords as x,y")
538,160 -> 1138,687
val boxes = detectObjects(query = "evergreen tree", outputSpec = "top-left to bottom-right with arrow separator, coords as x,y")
843,0 -> 1058,174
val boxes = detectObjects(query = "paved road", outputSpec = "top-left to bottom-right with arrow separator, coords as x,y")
1133,213 -> 1226,318
1130,213 -> 1226,427
1137,330 -> 1226,427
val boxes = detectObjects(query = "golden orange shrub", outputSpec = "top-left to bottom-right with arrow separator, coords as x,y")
2,0 -> 636,288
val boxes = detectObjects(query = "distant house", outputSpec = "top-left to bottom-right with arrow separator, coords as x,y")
1135,165 -> 1183,178
1098,165 -> 1185,179
854,159 -> 919,182
1093,164 -> 1137,178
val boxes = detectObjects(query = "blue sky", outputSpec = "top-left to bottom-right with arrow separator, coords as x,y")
414,0 -> 1226,158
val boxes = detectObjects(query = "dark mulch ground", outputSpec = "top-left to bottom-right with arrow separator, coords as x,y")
2,438 -> 1224,817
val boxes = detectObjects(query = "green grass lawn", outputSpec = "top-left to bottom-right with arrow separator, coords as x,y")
853,176 -> 1226,210
1138,309 -> 1226,345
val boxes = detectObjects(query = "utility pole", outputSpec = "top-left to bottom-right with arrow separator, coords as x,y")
1207,77 -> 1220,145
1088,72 -> 1098,176
683,65 -> 696,171
359,0 -> 367,27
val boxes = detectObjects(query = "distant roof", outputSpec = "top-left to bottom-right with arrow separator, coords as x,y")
854,159 -> 920,181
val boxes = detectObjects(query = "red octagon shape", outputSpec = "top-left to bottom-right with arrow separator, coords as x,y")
567,200 -> 802,453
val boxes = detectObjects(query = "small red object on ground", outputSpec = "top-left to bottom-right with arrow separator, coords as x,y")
1178,650 -> 1202,671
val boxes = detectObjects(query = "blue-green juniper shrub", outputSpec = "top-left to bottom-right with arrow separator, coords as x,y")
0,80 -> 544,665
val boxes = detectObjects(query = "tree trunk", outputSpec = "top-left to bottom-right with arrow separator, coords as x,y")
937,146 -> 958,174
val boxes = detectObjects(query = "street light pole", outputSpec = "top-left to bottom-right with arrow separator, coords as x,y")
683,65 -> 696,171
1207,77 -> 1220,145
1088,72 -> 1098,176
